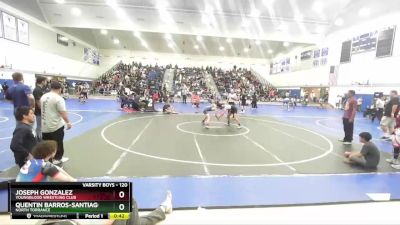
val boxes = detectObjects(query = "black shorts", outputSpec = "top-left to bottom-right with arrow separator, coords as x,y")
229,106 -> 238,114
241,100 -> 246,106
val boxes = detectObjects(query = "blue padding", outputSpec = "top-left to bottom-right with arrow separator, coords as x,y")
0,173 -> 399,212
131,174 -> 400,209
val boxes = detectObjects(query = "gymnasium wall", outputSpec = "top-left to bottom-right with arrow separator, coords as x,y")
0,4 -> 100,79
264,12 -> 400,89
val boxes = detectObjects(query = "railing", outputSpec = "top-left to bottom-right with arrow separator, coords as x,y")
162,69 -> 175,93
202,71 -> 221,99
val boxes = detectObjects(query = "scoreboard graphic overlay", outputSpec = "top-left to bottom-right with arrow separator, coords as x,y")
9,182 -> 132,220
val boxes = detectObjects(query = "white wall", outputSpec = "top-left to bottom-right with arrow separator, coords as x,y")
264,12 -> 400,89
0,4 -> 100,79
328,86 -> 399,107
0,37 -> 99,78
265,66 -> 331,88
0,69 -> 35,89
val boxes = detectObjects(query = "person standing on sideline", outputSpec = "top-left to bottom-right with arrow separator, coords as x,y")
41,81 -> 72,165
375,96 -> 385,122
181,86 -> 188,104
251,93 -> 258,109
357,97 -> 363,112
10,107 -> 38,168
240,93 -> 247,113
33,76 -> 47,141
5,72 -> 35,110
340,90 -> 357,145
381,90 -> 399,140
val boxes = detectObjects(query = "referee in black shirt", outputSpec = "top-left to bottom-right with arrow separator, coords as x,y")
32,76 -> 47,140
10,106 -> 38,168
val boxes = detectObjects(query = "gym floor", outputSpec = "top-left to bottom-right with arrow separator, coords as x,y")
0,99 -> 399,210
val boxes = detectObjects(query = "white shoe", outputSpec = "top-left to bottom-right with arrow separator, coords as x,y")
60,157 -> 69,163
391,164 -> 400,170
343,142 -> 352,145
237,125 -> 242,129
160,191 -> 173,214
52,160 -> 62,165
386,158 -> 399,165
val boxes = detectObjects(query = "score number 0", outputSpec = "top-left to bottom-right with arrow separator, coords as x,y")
118,191 -> 126,211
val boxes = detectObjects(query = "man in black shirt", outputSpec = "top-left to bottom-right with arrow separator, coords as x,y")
32,76 -> 47,140
10,106 -> 38,168
381,90 -> 399,140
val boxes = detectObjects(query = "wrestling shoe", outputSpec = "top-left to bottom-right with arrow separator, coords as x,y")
391,164 -> 400,170
60,157 -> 69,163
386,158 -> 399,165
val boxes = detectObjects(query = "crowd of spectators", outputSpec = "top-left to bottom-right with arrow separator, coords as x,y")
95,61 -> 166,97
173,67 -> 216,102
94,61 -> 168,111
209,66 -> 275,102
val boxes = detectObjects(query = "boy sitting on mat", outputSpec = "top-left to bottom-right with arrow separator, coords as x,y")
344,132 -> 380,170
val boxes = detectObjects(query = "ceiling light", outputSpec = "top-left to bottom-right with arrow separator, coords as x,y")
358,7 -> 370,17
54,0 -> 65,4
167,43 -> 173,48
133,31 -> 141,37
219,46 -> 225,51
196,35 -> 203,41
71,7 -> 81,16
250,9 -> 261,17
283,42 -> 290,47
60,36 -> 69,42
241,19 -> 250,28
255,40 -> 261,45
100,29 -> 108,35
294,14 -> 303,22
263,0 -> 275,6
312,1 -> 323,12
334,18 -> 344,26
205,5 -> 213,14
315,26 -> 324,34
226,38 -> 232,43
268,49 -> 274,54
165,33 -> 172,39
141,41 -> 148,47
244,47 -> 249,52
278,23 -> 288,31
106,0 -> 117,6
157,1 -> 168,10
201,14 -> 211,25
113,38 -> 119,44
194,45 -> 199,49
